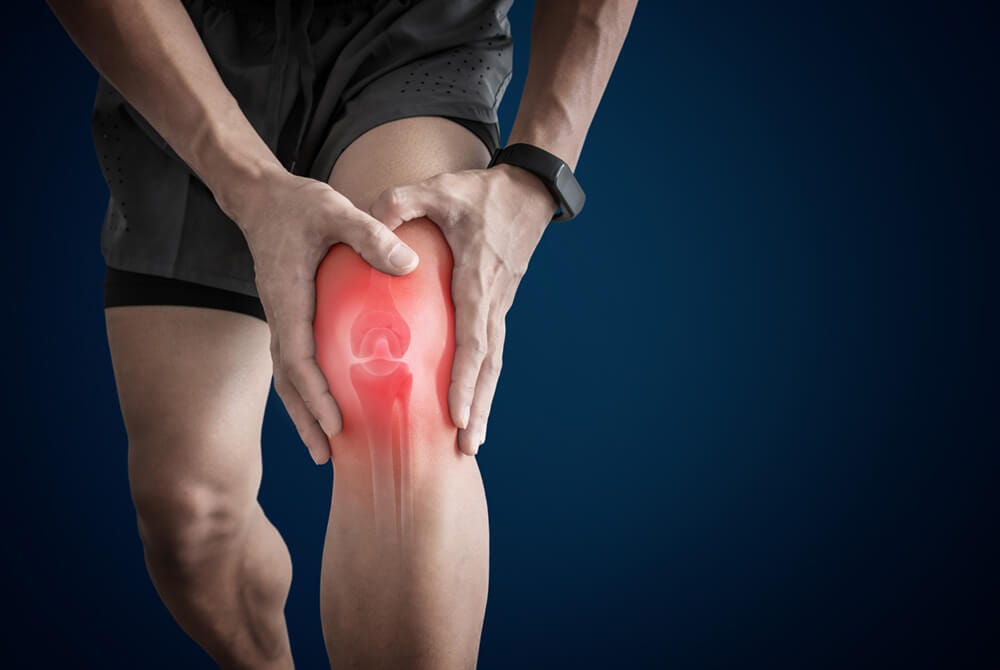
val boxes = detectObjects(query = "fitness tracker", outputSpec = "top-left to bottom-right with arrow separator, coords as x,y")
487,143 -> 586,222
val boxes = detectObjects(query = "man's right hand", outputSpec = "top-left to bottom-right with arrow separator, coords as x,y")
48,0 -> 422,465
230,166 -> 420,465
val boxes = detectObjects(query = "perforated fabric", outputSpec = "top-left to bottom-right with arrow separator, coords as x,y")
91,0 -> 513,297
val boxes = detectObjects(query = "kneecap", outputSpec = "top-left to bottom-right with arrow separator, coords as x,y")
314,218 -> 457,457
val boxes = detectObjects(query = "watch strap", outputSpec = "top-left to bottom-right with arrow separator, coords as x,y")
487,143 -> 586,221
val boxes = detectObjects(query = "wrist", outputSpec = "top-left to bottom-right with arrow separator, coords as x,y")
188,106 -> 287,224
490,163 -> 560,220
214,157 -> 289,229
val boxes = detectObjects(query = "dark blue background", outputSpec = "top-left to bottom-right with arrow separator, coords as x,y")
3,1 -> 997,667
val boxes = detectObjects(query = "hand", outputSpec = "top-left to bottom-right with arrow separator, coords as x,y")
228,165 -> 420,465
369,163 -> 559,455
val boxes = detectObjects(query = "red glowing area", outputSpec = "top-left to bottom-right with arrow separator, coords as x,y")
314,218 -> 458,535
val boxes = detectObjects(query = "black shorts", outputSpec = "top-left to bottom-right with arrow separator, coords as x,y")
95,0 -> 514,321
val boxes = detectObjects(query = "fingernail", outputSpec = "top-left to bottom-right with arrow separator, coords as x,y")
478,429 -> 487,447
388,243 -> 417,270
457,404 -> 470,430
471,443 -> 479,456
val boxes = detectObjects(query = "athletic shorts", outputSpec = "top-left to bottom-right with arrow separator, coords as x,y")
95,0 -> 514,322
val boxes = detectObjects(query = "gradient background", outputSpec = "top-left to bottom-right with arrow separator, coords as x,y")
2,1 -> 997,668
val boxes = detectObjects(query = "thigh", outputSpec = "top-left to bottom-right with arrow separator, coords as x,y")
105,305 -> 272,501
328,115 -> 491,212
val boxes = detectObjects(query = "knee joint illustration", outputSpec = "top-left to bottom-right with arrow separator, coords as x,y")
349,269 -> 414,541
314,222 -> 457,543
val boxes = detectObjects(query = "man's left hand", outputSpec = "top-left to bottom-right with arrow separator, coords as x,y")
369,163 -> 559,455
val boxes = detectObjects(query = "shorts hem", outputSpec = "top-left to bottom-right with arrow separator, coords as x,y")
309,104 -> 501,182
102,256 -> 259,299
103,265 -> 266,322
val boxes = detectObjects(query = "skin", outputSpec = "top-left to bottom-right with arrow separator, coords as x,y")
315,218 -> 488,669
319,119 -> 495,668
50,0 -> 637,665
104,305 -> 290,669
374,1 -> 640,454
48,0 -> 638,460
106,117 -> 493,669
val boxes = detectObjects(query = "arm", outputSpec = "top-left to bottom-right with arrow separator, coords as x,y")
47,0 -> 276,212
508,0 -> 639,172
369,0 -> 638,454
49,0 -> 420,464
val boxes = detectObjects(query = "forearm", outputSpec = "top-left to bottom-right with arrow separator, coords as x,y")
47,0 -> 281,219
507,0 -> 638,171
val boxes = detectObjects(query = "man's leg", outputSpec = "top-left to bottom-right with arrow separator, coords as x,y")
318,117 -> 493,669
106,305 -> 294,669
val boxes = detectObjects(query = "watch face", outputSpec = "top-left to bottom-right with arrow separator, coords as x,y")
554,164 -> 586,219
553,163 -> 568,187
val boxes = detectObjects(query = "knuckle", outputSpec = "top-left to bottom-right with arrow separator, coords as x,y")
283,364 -> 309,390
362,222 -> 388,250
381,187 -> 405,210
283,346 -> 313,367
453,283 -> 480,307
431,172 -> 453,189
442,203 -> 464,228
350,220 -> 376,246
290,368 -> 318,395
296,424 -> 317,446
273,374 -> 291,396
483,355 -> 502,375
291,408 -> 317,433
457,321 -> 489,353
464,335 -> 488,356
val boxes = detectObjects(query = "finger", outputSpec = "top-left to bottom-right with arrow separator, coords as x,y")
369,183 -> 433,229
274,274 -> 343,441
458,316 -> 506,456
270,314 -> 330,465
273,372 -> 330,465
448,264 -> 492,431
285,345 -> 344,439
337,209 -> 420,276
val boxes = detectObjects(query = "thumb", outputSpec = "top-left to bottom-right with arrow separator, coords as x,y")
340,212 -> 419,275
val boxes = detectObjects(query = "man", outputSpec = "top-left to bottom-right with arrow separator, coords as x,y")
49,0 -> 636,667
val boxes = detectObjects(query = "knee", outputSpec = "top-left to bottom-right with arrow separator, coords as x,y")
315,218 -> 458,454
129,442 -> 255,576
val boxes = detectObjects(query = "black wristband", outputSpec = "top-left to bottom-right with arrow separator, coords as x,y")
487,143 -> 586,221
